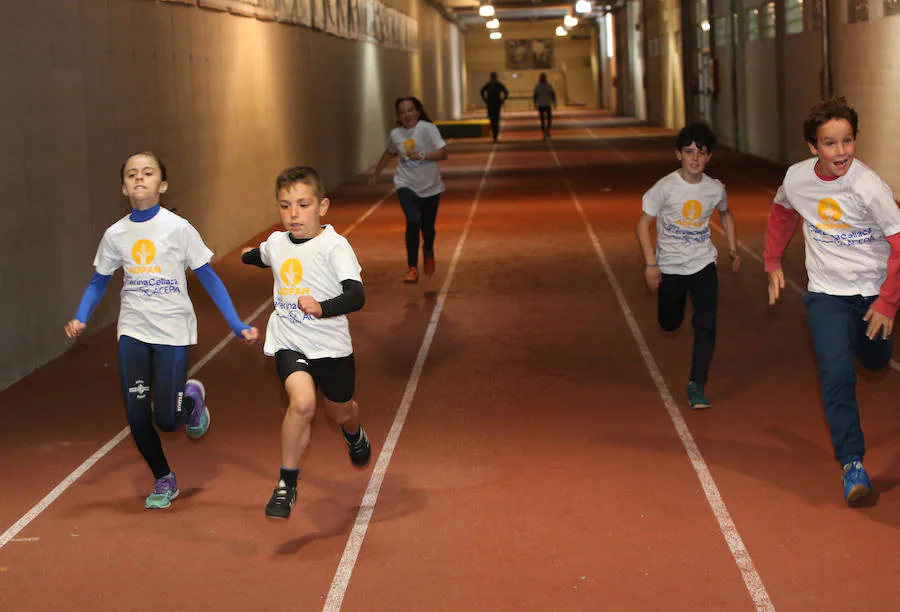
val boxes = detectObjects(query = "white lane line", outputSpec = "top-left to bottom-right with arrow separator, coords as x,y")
323,144 -> 498,611
0,191 -> 393,552
547,143 -> 775,611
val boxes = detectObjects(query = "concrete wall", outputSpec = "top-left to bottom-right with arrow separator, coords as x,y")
0,0 -> 462,390
642,0 -> 686,129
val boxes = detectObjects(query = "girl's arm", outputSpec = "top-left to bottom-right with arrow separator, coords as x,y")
369,149 -> 397,185
193,264 -> 255,339
65,272 -> 112,338
422,147 -> 448,162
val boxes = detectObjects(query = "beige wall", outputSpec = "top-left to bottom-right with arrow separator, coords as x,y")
464,21 -> 597,111
0,0 -> 462,390
642,0 -> 686,129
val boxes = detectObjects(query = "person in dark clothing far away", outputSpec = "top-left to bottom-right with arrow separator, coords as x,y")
480,72 -> 509,143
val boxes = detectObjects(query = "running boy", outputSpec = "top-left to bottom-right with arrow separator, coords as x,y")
636,121 -> 741,409
242,166 -> 371,520
65,151 -> 259,510
764,97 -> 900,505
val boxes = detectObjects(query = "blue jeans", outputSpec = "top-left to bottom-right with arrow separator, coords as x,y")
803,292 -> 892,464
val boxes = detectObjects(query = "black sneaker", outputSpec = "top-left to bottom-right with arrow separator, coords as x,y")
265,480 -> 297,519
346,427 -> 371,466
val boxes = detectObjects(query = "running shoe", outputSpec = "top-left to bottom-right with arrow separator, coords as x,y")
686,381 -> 711,410
403,267 -> 418,284
842,460 -> 873,505
265,480 -> 298,519
346,426 -> 372,467
145,473 -> 179,509
423,257 -> 436,276
184,379 -> 210,439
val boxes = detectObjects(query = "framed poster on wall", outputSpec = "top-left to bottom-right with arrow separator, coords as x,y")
531,39 -> 554,69
505,39 -> 531,70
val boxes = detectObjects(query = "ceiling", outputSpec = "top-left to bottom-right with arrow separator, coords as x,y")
441,0 -> 610,28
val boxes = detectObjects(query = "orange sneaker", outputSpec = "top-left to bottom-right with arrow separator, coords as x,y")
423,257 -> 435,276
403,267 -> 419,283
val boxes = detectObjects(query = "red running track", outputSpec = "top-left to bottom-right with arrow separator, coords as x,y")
1,109 -> 900,611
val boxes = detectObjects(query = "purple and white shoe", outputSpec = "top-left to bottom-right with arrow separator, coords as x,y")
145,473 -> 179,509
184,379 -> 210,439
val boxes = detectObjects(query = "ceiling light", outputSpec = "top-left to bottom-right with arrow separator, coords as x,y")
490,31 -> 502,39
575,0 -> 591,13
555,25 -> 568,36
564,14 -> 578,27
479,3 -> 495,17
700,19 -> 710,31
486,18 -> 500,29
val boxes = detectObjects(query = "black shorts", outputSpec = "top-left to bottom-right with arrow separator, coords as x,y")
274,350 -> 356,403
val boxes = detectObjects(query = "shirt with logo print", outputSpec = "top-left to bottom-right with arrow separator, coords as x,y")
386,121 -> 447,198
93,207 -> 213,346
772,157 -> 900,297
257,225 -> 362,359
642,170 -> 729,276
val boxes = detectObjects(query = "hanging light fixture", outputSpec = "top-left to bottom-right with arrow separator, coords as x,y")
555,25 -> 568,36
490,31 -> 502,39
479,3 -> 495,17
486,18 -> 500,29
564,14 -> 579,27
575,0 -> 592,13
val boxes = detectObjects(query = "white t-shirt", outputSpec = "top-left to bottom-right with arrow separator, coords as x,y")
642,170 -> 729,275
259,225 -> 363,359
774,157 -> 900,296
387,121 -> 447,197
93,207 -> 213,346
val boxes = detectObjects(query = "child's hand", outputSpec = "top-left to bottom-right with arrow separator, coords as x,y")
767,269 -> 785,306
241,247 -> 253,255
863,308 -> 893,340
645,266 -> 661,291
297,295 -> 323,318
241,326 -> 260,344
730,252 -> 742,273
368,173 -> 380,187
64,319 -> 85,338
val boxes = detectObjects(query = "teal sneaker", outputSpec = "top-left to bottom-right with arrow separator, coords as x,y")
145,473 -> 179,509
687,381 -> 711,410
184,379 -> 210,439
842,460 -> 873,505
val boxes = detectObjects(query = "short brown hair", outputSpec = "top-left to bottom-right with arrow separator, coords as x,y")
121,151 -> 167,182
275,166 -> 326,199
803,97 -> 859,146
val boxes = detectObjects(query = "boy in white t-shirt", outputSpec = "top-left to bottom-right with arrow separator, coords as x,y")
765,97 -> 900,505
242,166 -> 370,520
637,122 -> 741,409
369,96 -> 449,284
65,152 -> 259,510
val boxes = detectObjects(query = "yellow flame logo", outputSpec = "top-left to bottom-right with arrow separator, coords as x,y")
403,138 -> 417,154
132,240 -> 156,265
280,259 -> 303,287
682,200 -> 702,221
818,198 -> 843,222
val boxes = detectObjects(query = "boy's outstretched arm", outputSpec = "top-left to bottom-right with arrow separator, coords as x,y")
866,233 -> 900,340
636,212 -> 661,291
65,271 -> 112,338
763,202 -> 801,305
718,208 -> 741,272
194,263 -> 259,343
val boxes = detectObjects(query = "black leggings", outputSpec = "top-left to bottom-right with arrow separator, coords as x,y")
657,263 -> 718,385
538,106 -> 553,132
397,188 -> 440,268
118,335 -> 194,479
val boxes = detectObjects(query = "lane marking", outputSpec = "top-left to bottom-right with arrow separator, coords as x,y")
0,190 -> 395,552
323,144 -> 498,611
547,142 -> 775,611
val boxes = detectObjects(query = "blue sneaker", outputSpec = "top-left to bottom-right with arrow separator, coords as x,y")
145,473 -> 179,509
842,461 -> 873,505
184,379 -> 210,439
686,381 -> 711,410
